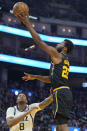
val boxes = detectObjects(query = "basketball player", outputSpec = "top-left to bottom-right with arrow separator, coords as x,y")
17,14 -> 74,131
6,92 -> 53,131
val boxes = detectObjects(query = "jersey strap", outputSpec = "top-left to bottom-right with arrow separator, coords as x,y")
28,105 -> 34,128
14,106 -> 16,116
30,114 -> 34,128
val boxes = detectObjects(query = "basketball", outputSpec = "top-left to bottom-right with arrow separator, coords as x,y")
13,2 -> 29,17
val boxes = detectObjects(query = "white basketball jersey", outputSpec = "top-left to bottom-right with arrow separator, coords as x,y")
6,103 -> 41,131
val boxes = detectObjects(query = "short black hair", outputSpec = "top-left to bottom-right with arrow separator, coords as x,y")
17,92 -> 29,103
64,39 -> 74,54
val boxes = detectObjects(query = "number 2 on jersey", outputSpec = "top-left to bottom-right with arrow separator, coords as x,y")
62,65 -> 69,79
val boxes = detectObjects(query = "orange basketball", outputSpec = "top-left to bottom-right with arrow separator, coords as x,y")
13,2 -> 29,16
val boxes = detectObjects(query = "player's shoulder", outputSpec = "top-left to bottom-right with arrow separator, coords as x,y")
7,106 -> 14,110
7,106 -> 16,111
28,103 -> 40,108
6,107 -> 15,115
6,106 -> 16,118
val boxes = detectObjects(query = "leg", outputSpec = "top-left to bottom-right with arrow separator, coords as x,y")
55,114 -> 70,131
56,124 -> 70,131
53,89 -> 72,131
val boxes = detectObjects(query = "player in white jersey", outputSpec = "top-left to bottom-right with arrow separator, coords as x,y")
6,92 -> 53,131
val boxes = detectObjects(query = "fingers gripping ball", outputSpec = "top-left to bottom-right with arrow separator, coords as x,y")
13,2 -> 29,17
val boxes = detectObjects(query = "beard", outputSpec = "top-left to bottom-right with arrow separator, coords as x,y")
18,100 -> 26,105
57,47 -> 63,53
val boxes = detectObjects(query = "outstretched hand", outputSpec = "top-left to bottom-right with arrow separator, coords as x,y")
22,72 -> 35,81
16,13 -> 29,25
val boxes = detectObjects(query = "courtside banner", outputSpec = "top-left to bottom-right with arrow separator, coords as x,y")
0,54 -> 87,73
0,25 -> 87,46
52,126 -> 80,131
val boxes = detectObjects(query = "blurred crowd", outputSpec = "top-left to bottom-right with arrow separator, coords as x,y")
0,0 -> 87,131
0,0 -> 87,23
0,79 -> 87,131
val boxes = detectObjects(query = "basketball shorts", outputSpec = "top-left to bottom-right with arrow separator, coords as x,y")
52,87 -> 73,125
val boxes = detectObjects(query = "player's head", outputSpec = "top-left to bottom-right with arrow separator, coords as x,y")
16,92 -> 28,104
56,39 -> 74,55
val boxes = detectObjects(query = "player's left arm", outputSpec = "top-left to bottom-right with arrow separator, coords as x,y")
39,95 -> 53,110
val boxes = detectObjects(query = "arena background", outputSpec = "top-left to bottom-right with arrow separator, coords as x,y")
0,0 -> 87,131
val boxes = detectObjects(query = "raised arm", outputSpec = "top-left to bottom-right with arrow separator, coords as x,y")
16,14 -> 61,62
39,94 -> 53,110
25,22 -> 59,58
22,72 -> 51,83
6,107 -> 38,127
